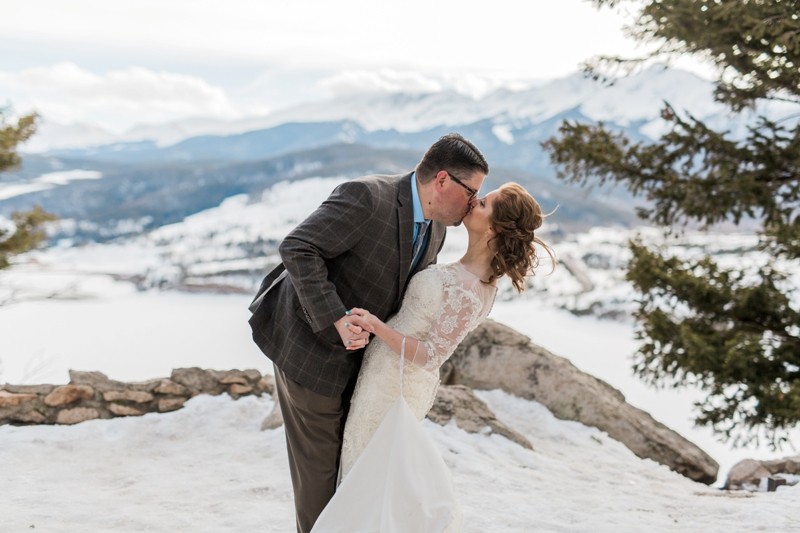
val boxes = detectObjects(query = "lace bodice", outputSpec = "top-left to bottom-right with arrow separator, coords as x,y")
339,262 -> 496,481
402,262 -> 498,371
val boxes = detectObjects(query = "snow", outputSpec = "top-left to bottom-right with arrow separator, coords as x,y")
1,177 -> 799,531
1,381 -> 797,531
0,169 -> 102,201
492,124 -> 515,145
1,271 -> 797,489
0,281 -> 268,384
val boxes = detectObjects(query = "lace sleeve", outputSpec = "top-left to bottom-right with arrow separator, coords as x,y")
409,270 -> 491,372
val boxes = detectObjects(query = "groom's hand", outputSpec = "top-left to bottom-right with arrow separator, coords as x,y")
334,313 -> 370,350
346,308 -> 379,334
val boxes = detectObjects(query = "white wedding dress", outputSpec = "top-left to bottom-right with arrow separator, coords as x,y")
312,262 -> 496,533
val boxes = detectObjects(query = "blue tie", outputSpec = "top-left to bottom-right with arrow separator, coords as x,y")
411,221 -> 430,271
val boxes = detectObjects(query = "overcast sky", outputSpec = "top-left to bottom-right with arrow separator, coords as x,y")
1,0 -> 711,133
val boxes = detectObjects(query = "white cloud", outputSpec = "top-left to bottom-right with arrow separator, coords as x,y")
0,63 -> 245,132
319,69 -> 444,97
317,69 -> 547,100
1,0 -> 641,75
0,0 -> 717,134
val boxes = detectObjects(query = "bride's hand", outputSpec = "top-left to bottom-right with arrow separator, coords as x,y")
347,307 -> 379,334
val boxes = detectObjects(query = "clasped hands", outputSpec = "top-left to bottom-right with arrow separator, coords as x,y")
334,308 -> 378,350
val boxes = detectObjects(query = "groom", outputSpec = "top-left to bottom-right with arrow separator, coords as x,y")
249,133 -> 488,533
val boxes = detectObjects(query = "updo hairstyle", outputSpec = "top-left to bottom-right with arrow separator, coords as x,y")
488,182 -> 555,292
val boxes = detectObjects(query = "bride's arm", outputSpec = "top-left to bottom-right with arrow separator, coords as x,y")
347,281 -> 483,371
346,308 -> 427,366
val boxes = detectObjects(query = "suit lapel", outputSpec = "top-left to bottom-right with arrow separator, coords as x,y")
397,173 -> 415,298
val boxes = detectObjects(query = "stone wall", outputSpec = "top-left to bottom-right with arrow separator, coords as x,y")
0,368 -> 273,426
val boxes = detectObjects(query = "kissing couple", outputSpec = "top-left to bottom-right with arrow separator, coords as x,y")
249,133 -> 553,532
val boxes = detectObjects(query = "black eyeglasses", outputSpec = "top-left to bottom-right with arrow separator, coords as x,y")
445,171 -> 478,201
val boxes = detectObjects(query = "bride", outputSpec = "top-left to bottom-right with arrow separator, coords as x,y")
311,182 -> 554,532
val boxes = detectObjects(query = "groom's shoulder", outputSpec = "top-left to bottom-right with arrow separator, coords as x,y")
352,172 -> 410,188
348,172 -> 412,201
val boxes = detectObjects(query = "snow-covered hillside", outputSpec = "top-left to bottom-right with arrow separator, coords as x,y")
9,177 -> 784,320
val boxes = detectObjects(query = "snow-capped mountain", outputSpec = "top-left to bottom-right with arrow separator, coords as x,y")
25,65 -> 752,154
6,63 -> 789,246
266,65 -> 726,134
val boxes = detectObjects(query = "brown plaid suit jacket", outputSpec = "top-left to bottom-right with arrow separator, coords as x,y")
249,172 -> 445,397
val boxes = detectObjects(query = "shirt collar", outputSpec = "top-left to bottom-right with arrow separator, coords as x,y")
410,172 -> 427,224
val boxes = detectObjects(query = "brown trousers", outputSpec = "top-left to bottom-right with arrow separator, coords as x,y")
273,365 -> 346,533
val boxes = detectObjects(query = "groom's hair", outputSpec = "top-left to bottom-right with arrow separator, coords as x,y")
416,133 -> 489,183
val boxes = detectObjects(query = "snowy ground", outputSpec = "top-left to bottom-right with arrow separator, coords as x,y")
2,177 -> 799,531
2,388 -> 797,532
1,271 -> 797,487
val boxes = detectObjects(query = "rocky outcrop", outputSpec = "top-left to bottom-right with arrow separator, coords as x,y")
442,319 -> 720,485
0,368 -> 273,426
427,384 -> 533,450
260,384 -> 534,451
724,455 -> 800,491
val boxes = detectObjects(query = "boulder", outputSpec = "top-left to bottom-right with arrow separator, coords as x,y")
442,319 -> 719,484
725,455 -> 800,491
261,401 -> 284,430
427,384 -> 533,450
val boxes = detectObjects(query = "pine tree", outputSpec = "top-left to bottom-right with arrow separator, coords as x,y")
0,109 -> 56,270
543,0 -> 800,447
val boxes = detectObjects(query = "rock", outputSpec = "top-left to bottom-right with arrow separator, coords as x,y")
257,375 -> 275,395
228,384 -> 253,397
1,369 -> 270,426
108,404 -> 145,417
171,368 -> 219,394
0,391 -> 38,407
44,385 -> 94,407
428,385 -> 533,450
154,379 -> 189,396
761,455 -> 800,475
215,372 -> 249,385
2,384 -> 55,395
724,460 -> 771,491
158,397 -> 187,412
444,319 -> 719,484
102,390 -> 154,403
56,407 -> 100,425
725,455 -> 800,491
69,370 -> 127,392
129,379 -> 163,392
261,401 -> 284,430
243,369 -> 263,382
11,409 -> 46,424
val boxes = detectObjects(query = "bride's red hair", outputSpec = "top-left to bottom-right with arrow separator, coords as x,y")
488,182 -> 555,292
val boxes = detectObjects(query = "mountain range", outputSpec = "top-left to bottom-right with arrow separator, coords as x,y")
3,64 -> 783,240
26,65 -> 737,154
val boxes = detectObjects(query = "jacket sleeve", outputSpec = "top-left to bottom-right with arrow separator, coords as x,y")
279,180 -> 374,334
